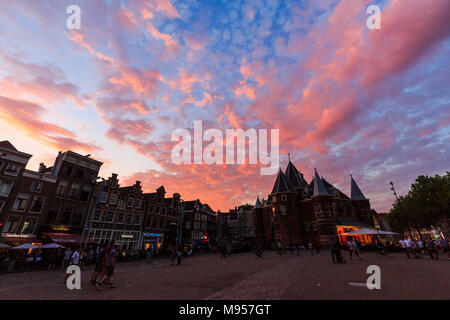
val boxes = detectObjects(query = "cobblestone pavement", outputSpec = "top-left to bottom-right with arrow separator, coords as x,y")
0,250 -> 448,300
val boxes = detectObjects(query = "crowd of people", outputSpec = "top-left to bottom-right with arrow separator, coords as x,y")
399,237 -> 449,260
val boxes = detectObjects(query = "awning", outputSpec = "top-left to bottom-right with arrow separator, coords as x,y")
42,233 -> 81,244
336,220 -> 369,228
4,236 -> 40,245
342,228 -> 399,235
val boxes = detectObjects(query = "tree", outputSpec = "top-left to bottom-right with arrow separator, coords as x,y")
387,172 -> 450,236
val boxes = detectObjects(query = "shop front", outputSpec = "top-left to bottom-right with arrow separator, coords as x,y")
142,232 -> 164,250
336,220 -> 372,245
38,225 -> 82,247
2,233 -> 42,247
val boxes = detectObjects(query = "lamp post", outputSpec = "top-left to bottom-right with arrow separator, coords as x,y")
176,200 -> 185,250
390,181 -> 414,239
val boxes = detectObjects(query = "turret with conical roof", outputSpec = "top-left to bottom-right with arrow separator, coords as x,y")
285,160 -> 308,190
255,196 -> 263,208
350,175 -> 366,200
313,168 -> 330,196
271,169 -> 295,194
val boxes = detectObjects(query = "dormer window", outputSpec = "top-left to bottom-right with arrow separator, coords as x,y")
281,195 -> 287,202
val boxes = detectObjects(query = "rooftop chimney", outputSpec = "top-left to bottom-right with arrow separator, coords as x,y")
38,163 -> 46,174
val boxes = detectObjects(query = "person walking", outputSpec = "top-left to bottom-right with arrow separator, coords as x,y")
146,245 -> 152,263
329,238 -> 337,264
104,242 -> 118,289
314,241 -> 321,256
177,247 -> 182,265
170,247 -> 176,265
63,247 -> 80,285
308,242 -> 314,256
63,248 -> 72,269
350,239 -> 362,260
295,242 -> 300,256
277,241 -> 283,256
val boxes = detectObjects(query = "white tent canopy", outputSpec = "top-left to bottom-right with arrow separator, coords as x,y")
11,243 -> 39,250
41,243 -> 65,249
342,228 -> 398,235
0,243 -> 11,249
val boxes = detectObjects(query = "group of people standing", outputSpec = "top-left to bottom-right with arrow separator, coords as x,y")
89,241 -> 119,290
399,237 -> 449,260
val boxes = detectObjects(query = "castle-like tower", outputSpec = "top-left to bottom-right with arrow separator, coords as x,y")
254,161 -> 373,248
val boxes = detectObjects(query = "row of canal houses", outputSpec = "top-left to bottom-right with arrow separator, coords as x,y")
0,141 -> 223,252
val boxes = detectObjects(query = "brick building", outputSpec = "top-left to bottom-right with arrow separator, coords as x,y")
0,141 -> 34,244
254,160 -> 373,248
228,204 -> 255,241
142,186 -> 182,251
183,199 -> 217,250
37,151 -> 103,245
83,174 -> 145,252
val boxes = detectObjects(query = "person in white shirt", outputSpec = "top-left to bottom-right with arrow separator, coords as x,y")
70,249 -> 80,266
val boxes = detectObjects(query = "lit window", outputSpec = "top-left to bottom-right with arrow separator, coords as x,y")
21,217 -> 37,234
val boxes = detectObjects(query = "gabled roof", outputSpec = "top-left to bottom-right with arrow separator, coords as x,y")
285,161 -> 308,189
313,168 -> 330,196
0,141 -> 17,151
271,169 -> 294,194
351,175 -> 366,200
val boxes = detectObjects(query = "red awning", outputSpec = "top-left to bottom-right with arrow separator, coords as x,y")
42,233 -> 81,244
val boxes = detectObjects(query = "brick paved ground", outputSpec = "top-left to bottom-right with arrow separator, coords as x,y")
0,250 -> 448,300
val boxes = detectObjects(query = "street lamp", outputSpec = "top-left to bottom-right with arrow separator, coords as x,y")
176,200 -> 185,250
390,181 -> 415,239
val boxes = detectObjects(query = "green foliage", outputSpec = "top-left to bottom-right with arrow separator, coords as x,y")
387,172 -> 450,233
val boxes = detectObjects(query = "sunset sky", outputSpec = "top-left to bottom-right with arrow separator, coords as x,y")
0,0 -> 449,212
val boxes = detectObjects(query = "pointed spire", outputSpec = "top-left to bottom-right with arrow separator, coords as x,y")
271,169 -> 294,194
285,160 -> 307,189
313,168 -> 330,196
255,196 -> 262,208
350,175 -> 366,200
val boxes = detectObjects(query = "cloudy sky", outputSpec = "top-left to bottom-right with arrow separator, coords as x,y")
0,0 -> 449,212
